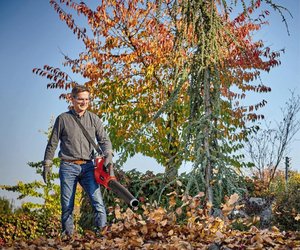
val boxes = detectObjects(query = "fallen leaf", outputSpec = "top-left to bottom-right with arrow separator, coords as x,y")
228,193 -> 239,206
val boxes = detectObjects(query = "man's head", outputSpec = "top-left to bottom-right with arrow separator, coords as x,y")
71,85 -> 90,114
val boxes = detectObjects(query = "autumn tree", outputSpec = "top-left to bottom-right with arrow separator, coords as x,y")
34,0 -> 191,182
178,0 -> 286,204
34,0 -> 287,205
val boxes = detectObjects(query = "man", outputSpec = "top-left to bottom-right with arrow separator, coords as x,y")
42,85 -> 113,238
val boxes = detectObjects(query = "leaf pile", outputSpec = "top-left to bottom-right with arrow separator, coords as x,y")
2,194 -> 300,249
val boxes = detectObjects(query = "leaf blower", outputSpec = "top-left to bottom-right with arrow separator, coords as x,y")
94,157 -> 139,208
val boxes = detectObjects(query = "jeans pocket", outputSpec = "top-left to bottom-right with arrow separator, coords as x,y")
61,161 -> 73,167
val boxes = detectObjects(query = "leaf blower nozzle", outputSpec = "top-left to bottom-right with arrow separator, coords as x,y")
94,157 -> 139,208
130,198 -> 139,208
108,179 -> 139,208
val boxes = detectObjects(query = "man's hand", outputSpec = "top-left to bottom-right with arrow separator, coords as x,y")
104,152 -> 113,168
42,165 -> 52,183
104,152 -> 114,176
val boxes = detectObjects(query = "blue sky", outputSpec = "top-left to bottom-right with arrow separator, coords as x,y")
0,0 -> 299,207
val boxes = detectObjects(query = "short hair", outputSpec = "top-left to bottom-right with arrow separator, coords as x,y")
71,85 -> 90,98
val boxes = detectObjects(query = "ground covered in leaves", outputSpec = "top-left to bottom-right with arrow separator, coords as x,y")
2,225 -> 300,249
2,194 -> 300,249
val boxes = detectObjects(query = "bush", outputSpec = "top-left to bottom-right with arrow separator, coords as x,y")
272,171 -> 300,231
244,176 -> 270,198
0,196 -> 14,214
0,211 -> 61,244
244,170 -> 287,199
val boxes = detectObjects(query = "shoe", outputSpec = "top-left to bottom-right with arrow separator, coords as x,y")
60,231 -> 74,243
95,225 -> 111,238
101,225 -> 112,235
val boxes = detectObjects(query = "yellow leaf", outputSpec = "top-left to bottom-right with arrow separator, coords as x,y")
141,225 -> 148,234
221,204 -> 231,214
251,233 -> 263,244
228,193 -> 239,206
161,219 -> 168,227
176,207 -> 182,215
271,226 -> 280,233
252,216 -> 260,224
263,236 -> 275,246
169,195 -> 177,208
138,220 -> 146,225
115,205 -> 122,220
249,225 -> 259,233
149,207 -> 165,223
124,208 -> 135,220
157,232 -> 163,238
129,236 -> 144,247
215,230 -> 224,239
206,202 -> 213,209
167,191 -> 177,196
187,215 -> 198,224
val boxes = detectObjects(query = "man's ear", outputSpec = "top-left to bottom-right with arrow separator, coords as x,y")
70,95 -> 76,103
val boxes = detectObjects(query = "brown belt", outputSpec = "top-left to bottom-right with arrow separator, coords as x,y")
63,159 -> 92,165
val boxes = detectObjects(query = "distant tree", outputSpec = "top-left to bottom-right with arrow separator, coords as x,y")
245,91 -> 300,185
0,196 -> 14,214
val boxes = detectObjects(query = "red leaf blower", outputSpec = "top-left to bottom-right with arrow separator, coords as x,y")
94,157 -> 139,208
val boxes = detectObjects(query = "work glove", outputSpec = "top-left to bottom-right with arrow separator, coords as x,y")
104,152 -> 113,168
42,165 -> 52,184
104,152 -> 114,176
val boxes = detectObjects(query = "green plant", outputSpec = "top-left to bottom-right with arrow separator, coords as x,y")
272,171 -> 300,231
0,160 -> 61,216
0,211 -> 61,243
0,196 -> 14,214
0,121 -> 83,237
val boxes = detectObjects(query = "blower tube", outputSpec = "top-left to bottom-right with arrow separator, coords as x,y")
108,179 -> 139,208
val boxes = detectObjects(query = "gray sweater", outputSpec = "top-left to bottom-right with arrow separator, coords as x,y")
43,109 -> 112,165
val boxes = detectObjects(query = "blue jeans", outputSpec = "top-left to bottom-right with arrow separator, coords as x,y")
59,161 -> 107,235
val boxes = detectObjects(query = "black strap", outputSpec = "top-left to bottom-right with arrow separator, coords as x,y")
71,113 -> 104,156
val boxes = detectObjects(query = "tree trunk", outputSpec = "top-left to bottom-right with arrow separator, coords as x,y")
203,68 -> 213,206
164,110 -> 180,181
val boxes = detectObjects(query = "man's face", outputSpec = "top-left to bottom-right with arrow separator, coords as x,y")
72,91 -> 90,113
